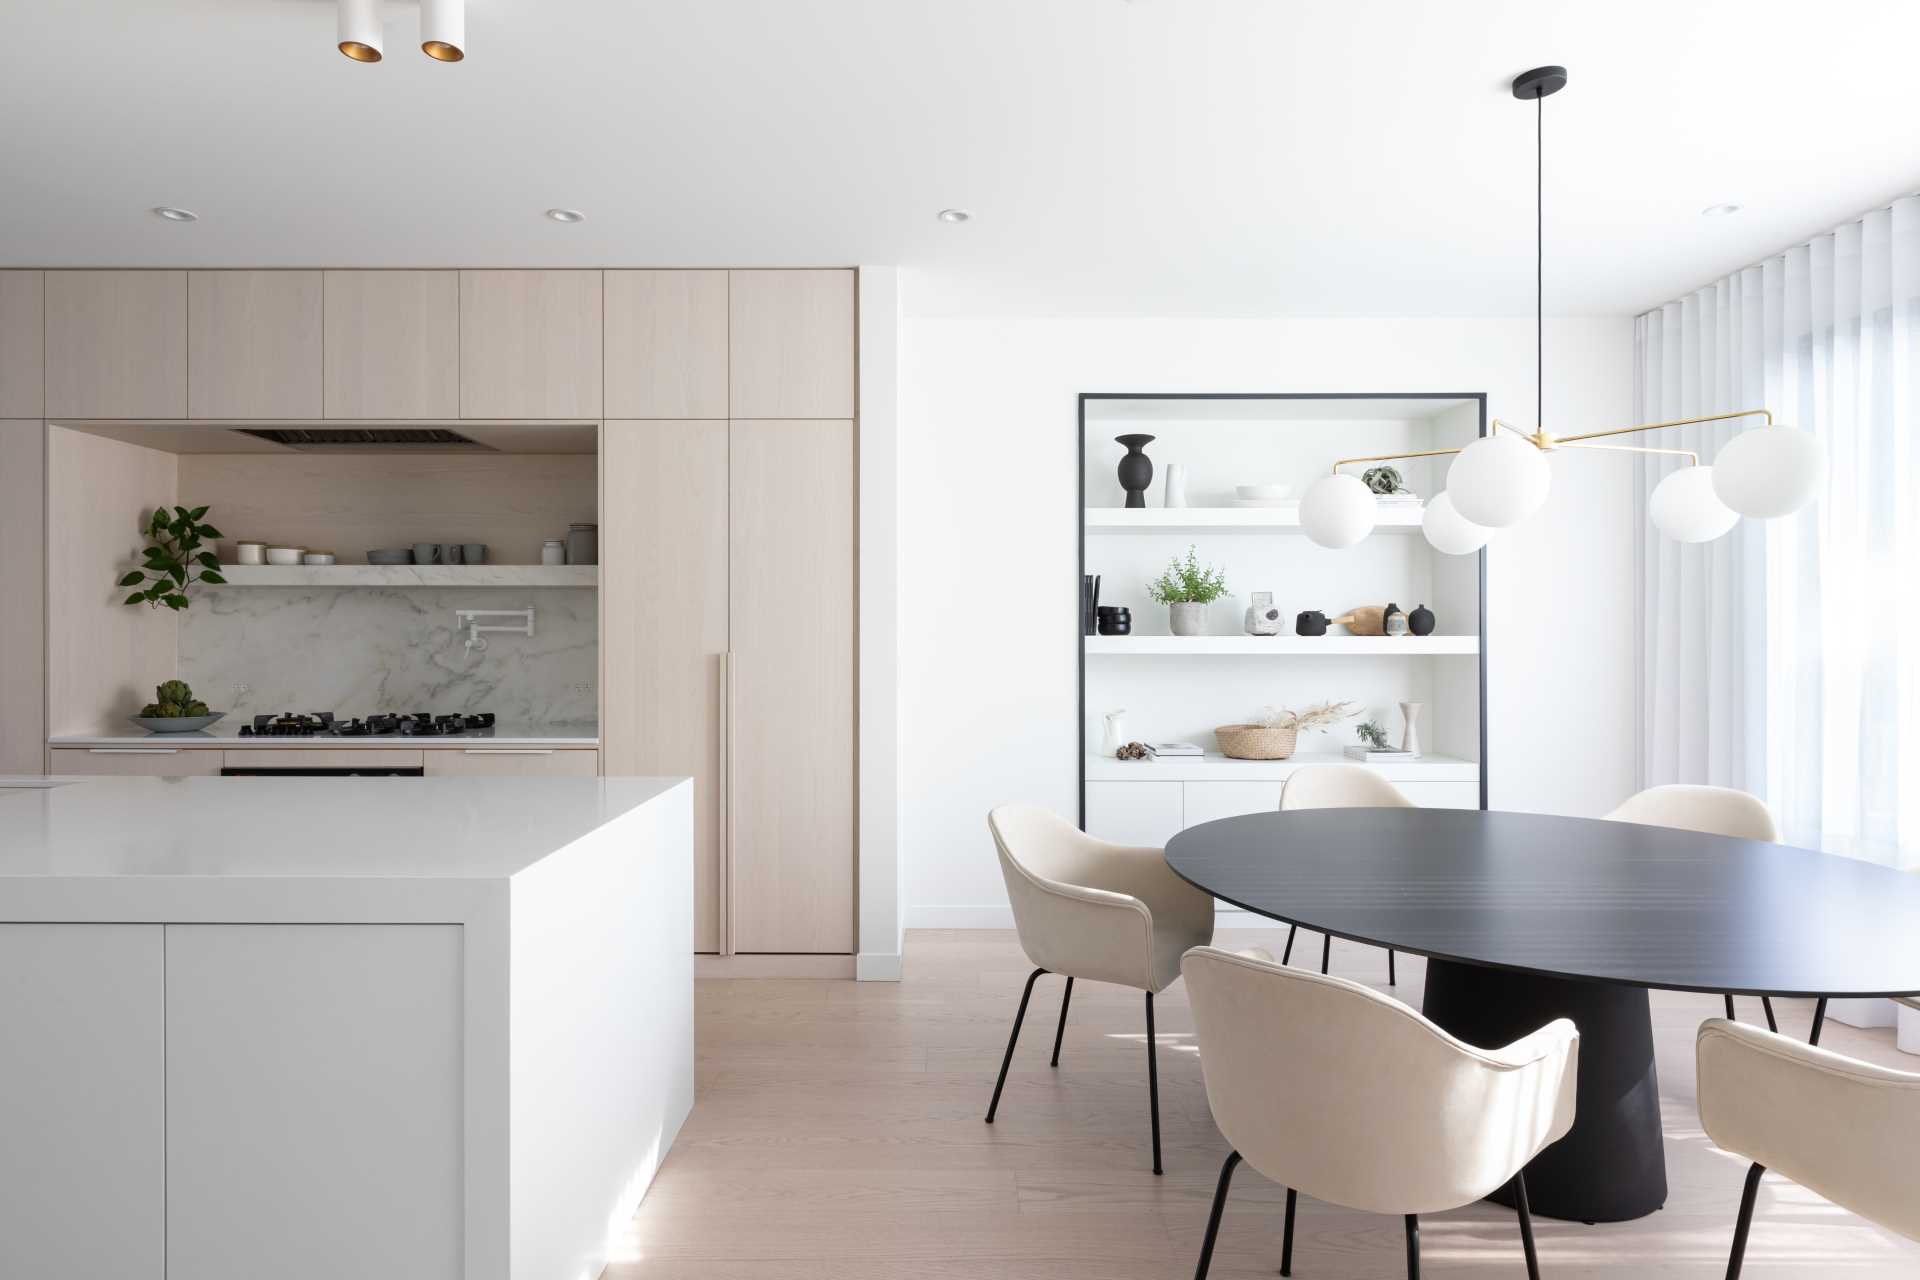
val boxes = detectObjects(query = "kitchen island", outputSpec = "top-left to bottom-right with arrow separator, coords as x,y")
0,774 -> 693,1280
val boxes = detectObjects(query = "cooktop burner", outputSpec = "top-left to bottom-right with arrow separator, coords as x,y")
237,712 -> 497,738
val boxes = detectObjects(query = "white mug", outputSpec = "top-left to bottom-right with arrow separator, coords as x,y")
235,542 -> 265,566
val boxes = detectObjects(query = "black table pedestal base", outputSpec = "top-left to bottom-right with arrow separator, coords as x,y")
1421,959 -> 1666,1222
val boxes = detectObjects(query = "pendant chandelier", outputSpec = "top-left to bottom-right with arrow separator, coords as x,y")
1299,65 -> 1825,553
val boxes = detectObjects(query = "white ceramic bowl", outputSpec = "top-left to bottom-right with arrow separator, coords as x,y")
265,547 -> 304,565
301,552 -> 336,566
234,542 -> 266,566
1236,484 -> 1292,501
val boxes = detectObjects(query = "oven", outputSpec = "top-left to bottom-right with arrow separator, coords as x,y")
220,765 -> 425,777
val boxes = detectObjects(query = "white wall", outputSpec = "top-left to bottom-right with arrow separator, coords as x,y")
898,313 -> 1637,926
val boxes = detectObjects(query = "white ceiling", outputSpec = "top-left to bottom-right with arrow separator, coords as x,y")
4,0 -> 1916,317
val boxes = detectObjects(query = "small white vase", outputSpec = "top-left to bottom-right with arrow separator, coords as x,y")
1398,701 -> 1423,756
1101,710 -> 1128,758
1169,602 -> 1207,636
1164,464 -> 1189,509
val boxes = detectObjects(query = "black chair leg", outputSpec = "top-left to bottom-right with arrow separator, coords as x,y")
1388,947 -> 1398,986
1145,991 -> 1163,1174
1280,1187 -> 1298,1276
1404,1213 -> 1420,1280
1321,933 -> 1331,975
1514,1170 -> 1540,1280
1190,1150 -> 1241,1280
1050,976 -> 1074,1067
985,967 -> 1045,1123
1282,924 -> 1297,965
1726,1162 -> 1766,1280
1724,993 -> 1737,1020
1762,997 -> 1778,1033
1809,997 -> 1827,1046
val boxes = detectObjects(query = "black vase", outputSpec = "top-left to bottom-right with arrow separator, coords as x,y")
1408,603 -> 1436,636
1114,434 -> 1156,509
1295,610 -> 1329,636
1097,606 -> 1132,636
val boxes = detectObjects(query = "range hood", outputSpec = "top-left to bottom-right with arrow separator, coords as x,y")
230,427 -> 497,451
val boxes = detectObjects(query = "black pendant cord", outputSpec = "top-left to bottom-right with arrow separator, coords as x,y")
1536,90 -> 1544,433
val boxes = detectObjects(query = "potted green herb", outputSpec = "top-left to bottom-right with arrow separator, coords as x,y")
118,505 -> 226,611
1146,545 -> 1228,637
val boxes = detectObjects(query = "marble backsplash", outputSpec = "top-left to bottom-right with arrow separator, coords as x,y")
178,588 -> 597,724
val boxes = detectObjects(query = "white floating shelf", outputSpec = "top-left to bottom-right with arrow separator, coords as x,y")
1084,505 -> 1426,534
1084,635 -> 1478,656
1085,751 -> 1480,783
207,565 -> 599,588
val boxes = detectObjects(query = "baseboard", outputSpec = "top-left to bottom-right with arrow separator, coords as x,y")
903,905 -> 1289,930
856,951 -> 903,982
695,954 -> 856,979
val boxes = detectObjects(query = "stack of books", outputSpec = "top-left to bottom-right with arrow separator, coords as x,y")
1345,744 -> 1420,762
1145,742 -> 1203,759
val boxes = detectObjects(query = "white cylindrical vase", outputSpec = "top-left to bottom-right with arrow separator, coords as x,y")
1398,701 -> 1423,757
1164,464 -> 1189,509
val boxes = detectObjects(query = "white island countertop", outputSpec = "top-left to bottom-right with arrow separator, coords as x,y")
47,721 -> 598,749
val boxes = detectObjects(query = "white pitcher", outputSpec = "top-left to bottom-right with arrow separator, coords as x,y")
1101,709 -> 1129,758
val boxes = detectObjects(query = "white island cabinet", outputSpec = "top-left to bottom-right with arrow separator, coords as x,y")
0,775 -> 694,1280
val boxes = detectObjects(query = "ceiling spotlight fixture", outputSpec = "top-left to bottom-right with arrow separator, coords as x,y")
1299,64 -> 1823,553
545,208 -> 585,223
937,209 -> 973,223
151,206 -> 199,223
421,0 -> 465,61
1700,202 -> 1743,217
337,0 -> 383,61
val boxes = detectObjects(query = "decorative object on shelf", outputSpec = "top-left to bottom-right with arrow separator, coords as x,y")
1299,64 -> 1820,555
413,542 -> 442,564
1356,719 -> 1390,750
566,522 -> 599,566
1345,744 -> 1413,762
130,680 -> 222,734
1082,574 -> 1102,636
301,551 -> 336,565
1096,605 -> 1132,636
1331,605 -> 1385,636
1116,741 -> 1149,761
1408,603 -> 1436,636
1244,591 -> 1282,636
234,541 -> 265,565
462,543 -> 487,565
265,546 -> 304,565
367,548 -> 411,564
1362,465 -> 1408,495
1115,434 -> 1156,508
1164,464 -> 1190,509
1147,544 -> 1228,636
1399,701 -> 1424,756
1101,709 -> 1130,758
440,543 -> 465,565
1296,610 -> 1329,636
1232,484 -> 1292,507
1217,701 -> 1357,761
118,504 -> 228,612
541,539 -> 566,565
1146,741 -> 1204,757
1383,602 -> 1408,636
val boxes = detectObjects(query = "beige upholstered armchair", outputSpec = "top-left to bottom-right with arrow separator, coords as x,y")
1183,946 -> 1578,1279
984,804 -> 1214,1174
1277,763 -> 1414,983
1697,1018 -> 1920,1273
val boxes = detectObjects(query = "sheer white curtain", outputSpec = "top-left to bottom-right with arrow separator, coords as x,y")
1636,195 -> 1920,870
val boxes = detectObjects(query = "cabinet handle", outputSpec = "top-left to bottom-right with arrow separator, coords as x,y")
461,749 -> 556,755
721,650 -> 735,957
88,748 -> 180,755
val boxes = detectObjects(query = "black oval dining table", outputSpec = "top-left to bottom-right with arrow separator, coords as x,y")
1164,807 -> 1920,1224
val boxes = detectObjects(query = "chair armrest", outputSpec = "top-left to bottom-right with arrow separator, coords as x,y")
1470,1018 -> 1580,1072
1001,865 -> 1158,990
1079,839 -> 1215,941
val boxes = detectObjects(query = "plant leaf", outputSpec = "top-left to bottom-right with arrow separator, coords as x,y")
196,552 -> 221,570
167,565 -> 186,585
118,570 -> 146,586
189,505 -> 208,520
123,592 -> 147,605
198,571 -> 226,585
197,524 -> 224,540
164,594 -> 189,610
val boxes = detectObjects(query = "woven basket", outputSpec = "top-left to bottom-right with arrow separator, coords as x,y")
1214,723 -> 1299,760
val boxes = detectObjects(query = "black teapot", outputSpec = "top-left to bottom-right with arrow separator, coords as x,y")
1295,610 -> 1329,636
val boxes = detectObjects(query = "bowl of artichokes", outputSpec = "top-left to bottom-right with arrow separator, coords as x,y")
129,680 -> 225,734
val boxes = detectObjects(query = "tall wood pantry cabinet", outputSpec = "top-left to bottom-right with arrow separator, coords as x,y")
601,270 -> 857,957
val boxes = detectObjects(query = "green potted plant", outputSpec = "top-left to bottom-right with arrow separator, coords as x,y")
118,504 -> 226,612
1146,545 -> 1228,637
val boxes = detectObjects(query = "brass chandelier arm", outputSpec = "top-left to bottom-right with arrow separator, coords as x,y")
1326,408 -> 1773,477
1558,440 -> 1701,466
1553,408 -> 1774,445
1326,444 -> 1468,477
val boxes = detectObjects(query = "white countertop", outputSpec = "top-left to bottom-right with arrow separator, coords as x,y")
0,775 -> 682,880
48,721 -> 598,749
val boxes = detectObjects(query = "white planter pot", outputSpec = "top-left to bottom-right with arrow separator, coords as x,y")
1169,602 -> 1207,636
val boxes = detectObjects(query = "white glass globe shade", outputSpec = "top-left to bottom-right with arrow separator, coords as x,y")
1649,465 -> 1738,543
1711,426 -> 1824,518
1421,491 -> 1493,555
1299,473 -> 1376,549
1446,434 -> 1552,528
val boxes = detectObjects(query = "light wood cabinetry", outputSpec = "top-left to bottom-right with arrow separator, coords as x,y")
459,270 -> 602,418
424,748 -> 599,777
49,747 -> 223,777
45,270 -> 188,418
728,419 -> 855,953
0,421 -> 44,774
728,270 -> 855,418
603,270 -> 728,419
187,270 -> 323,418
602,421 -> 729,952
0,270 -> 44,417
0,924 -> 166,1278
323,270 -> 459,418
221,749 -> 423,771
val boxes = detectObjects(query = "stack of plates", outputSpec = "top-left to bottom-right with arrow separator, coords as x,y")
1229,484 -> 1293,508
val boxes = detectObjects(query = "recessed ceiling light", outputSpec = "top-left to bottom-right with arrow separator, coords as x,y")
937,209 -> 973,224
1701,203 -> 1743,217
545,208 -> 585,223
421,0 -> 465,61
152,206 -> 198,223
337,0 -> 382,61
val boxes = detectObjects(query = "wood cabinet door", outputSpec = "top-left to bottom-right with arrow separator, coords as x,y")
45,270 -> 188,418
728,419 -> 855,953
0,924 -> 165,1280
601,421 -> 729,952
322,270 -> 459,418
0,270 -> 44,417
458,270 -> 603,418
727,270 -> 855,419
424,748 -> 599,777
603,270 -> 728,419
49,747 -> 224,777
188,271 -> 323,418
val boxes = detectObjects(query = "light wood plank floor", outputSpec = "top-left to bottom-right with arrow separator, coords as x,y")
613,929 -> 1920,1279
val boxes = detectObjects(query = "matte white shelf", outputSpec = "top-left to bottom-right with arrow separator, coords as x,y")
1084,505 -> 1426,534
1085,751 -> 1480,783
208,565 -> 599,588
1084,635 -> 1478,656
